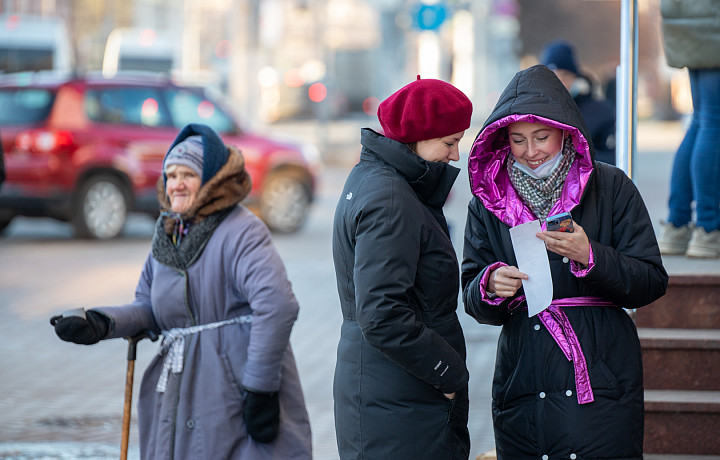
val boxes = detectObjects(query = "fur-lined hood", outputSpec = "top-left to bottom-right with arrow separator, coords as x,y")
157,145 -> 252,232
468,65 -> 594,227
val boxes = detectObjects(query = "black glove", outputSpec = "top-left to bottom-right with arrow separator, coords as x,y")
243,388 -> 280,443
50,310 -> 111,345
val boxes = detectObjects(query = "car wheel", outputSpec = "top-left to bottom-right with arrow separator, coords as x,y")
259,172 -> 311,233
72,175 -> 129,239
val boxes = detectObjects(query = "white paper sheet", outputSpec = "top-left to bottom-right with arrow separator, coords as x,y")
509,220 -> 553,317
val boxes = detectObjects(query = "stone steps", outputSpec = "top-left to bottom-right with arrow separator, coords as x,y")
636,274 -> 720,456
644,390 -> 720,456
639,328 -> 720,391
644,456 -> 720,460
636,275 -> 720,329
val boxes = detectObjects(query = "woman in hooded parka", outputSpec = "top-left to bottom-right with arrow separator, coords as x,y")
461,65 -> 668,459
51,123 -> 312,460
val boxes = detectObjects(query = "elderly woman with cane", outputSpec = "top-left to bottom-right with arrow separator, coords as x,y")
50,123 -> 312,459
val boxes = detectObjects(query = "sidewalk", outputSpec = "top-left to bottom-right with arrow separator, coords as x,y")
0,442 -> 137,460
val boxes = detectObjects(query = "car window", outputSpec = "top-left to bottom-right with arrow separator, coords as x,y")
0,88 -> 54,125
164,88 -> 235,133
0,48 -> 54,73
85,87 -> 171,127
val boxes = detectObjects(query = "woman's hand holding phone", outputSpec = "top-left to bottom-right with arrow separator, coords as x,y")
537,218 -> 590,266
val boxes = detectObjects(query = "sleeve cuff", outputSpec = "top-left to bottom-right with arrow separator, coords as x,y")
243,359 -> 282,393
480,261 -> 508,304
570,243 -> 595,277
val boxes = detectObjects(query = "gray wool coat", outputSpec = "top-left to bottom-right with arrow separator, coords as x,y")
96,205 -> 312,460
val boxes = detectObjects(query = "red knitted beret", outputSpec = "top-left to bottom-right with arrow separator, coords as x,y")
377,76 -> 473,143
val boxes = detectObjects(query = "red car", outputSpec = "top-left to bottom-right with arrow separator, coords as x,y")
0,71 -> 320,238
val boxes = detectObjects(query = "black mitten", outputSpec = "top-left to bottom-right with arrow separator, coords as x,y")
50,310 -> 111,345
244,388 -> 280,443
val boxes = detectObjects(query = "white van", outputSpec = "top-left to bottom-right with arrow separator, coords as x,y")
0,13 -> 74,73
102,27 -> 178,76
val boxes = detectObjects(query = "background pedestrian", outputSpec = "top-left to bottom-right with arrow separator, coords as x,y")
540,39 -> 617,166
657,0 -> 720,258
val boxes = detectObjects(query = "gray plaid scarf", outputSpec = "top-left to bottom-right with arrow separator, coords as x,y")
507,137 -> 575,221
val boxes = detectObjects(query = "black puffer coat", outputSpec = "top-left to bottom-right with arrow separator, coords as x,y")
461,65 -> 668,460
333,128 -> 470,460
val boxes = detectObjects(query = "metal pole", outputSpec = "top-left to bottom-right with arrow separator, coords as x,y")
472,0 -> 490,120
618,0 -> 640,322
617,0 -> 639,181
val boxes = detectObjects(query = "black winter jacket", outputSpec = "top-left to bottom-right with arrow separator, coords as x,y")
462,65 -> 668,460
333,128 -> 470,460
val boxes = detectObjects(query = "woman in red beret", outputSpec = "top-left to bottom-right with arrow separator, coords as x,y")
332,76 -> 473,459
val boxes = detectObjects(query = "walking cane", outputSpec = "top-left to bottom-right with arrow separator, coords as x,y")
121,330 -> 158,460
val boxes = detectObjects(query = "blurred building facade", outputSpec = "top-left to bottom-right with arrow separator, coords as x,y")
515,0 -> 681,120
0,0 -> 682,126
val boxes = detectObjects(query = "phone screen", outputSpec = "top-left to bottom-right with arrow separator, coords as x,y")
546,212 -> 574,233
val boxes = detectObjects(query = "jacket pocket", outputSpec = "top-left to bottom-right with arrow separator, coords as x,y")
592,358 -> 623,400
494,360 -> 523,411
221,353 -> 246,402
444,394 -> 456,424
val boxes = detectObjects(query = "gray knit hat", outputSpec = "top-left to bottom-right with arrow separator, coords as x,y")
163,135 -> 204,177
163,124 -> 229,186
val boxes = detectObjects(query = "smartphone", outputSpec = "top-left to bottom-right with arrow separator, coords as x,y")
546,212 -> 574,233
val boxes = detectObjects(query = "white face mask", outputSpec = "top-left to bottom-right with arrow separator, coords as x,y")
513,136 -> 565,180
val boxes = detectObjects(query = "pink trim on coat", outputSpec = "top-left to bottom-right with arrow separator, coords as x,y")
479,261 -> 508,304
468,114 -> 594,227
570,244 -> 595,276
